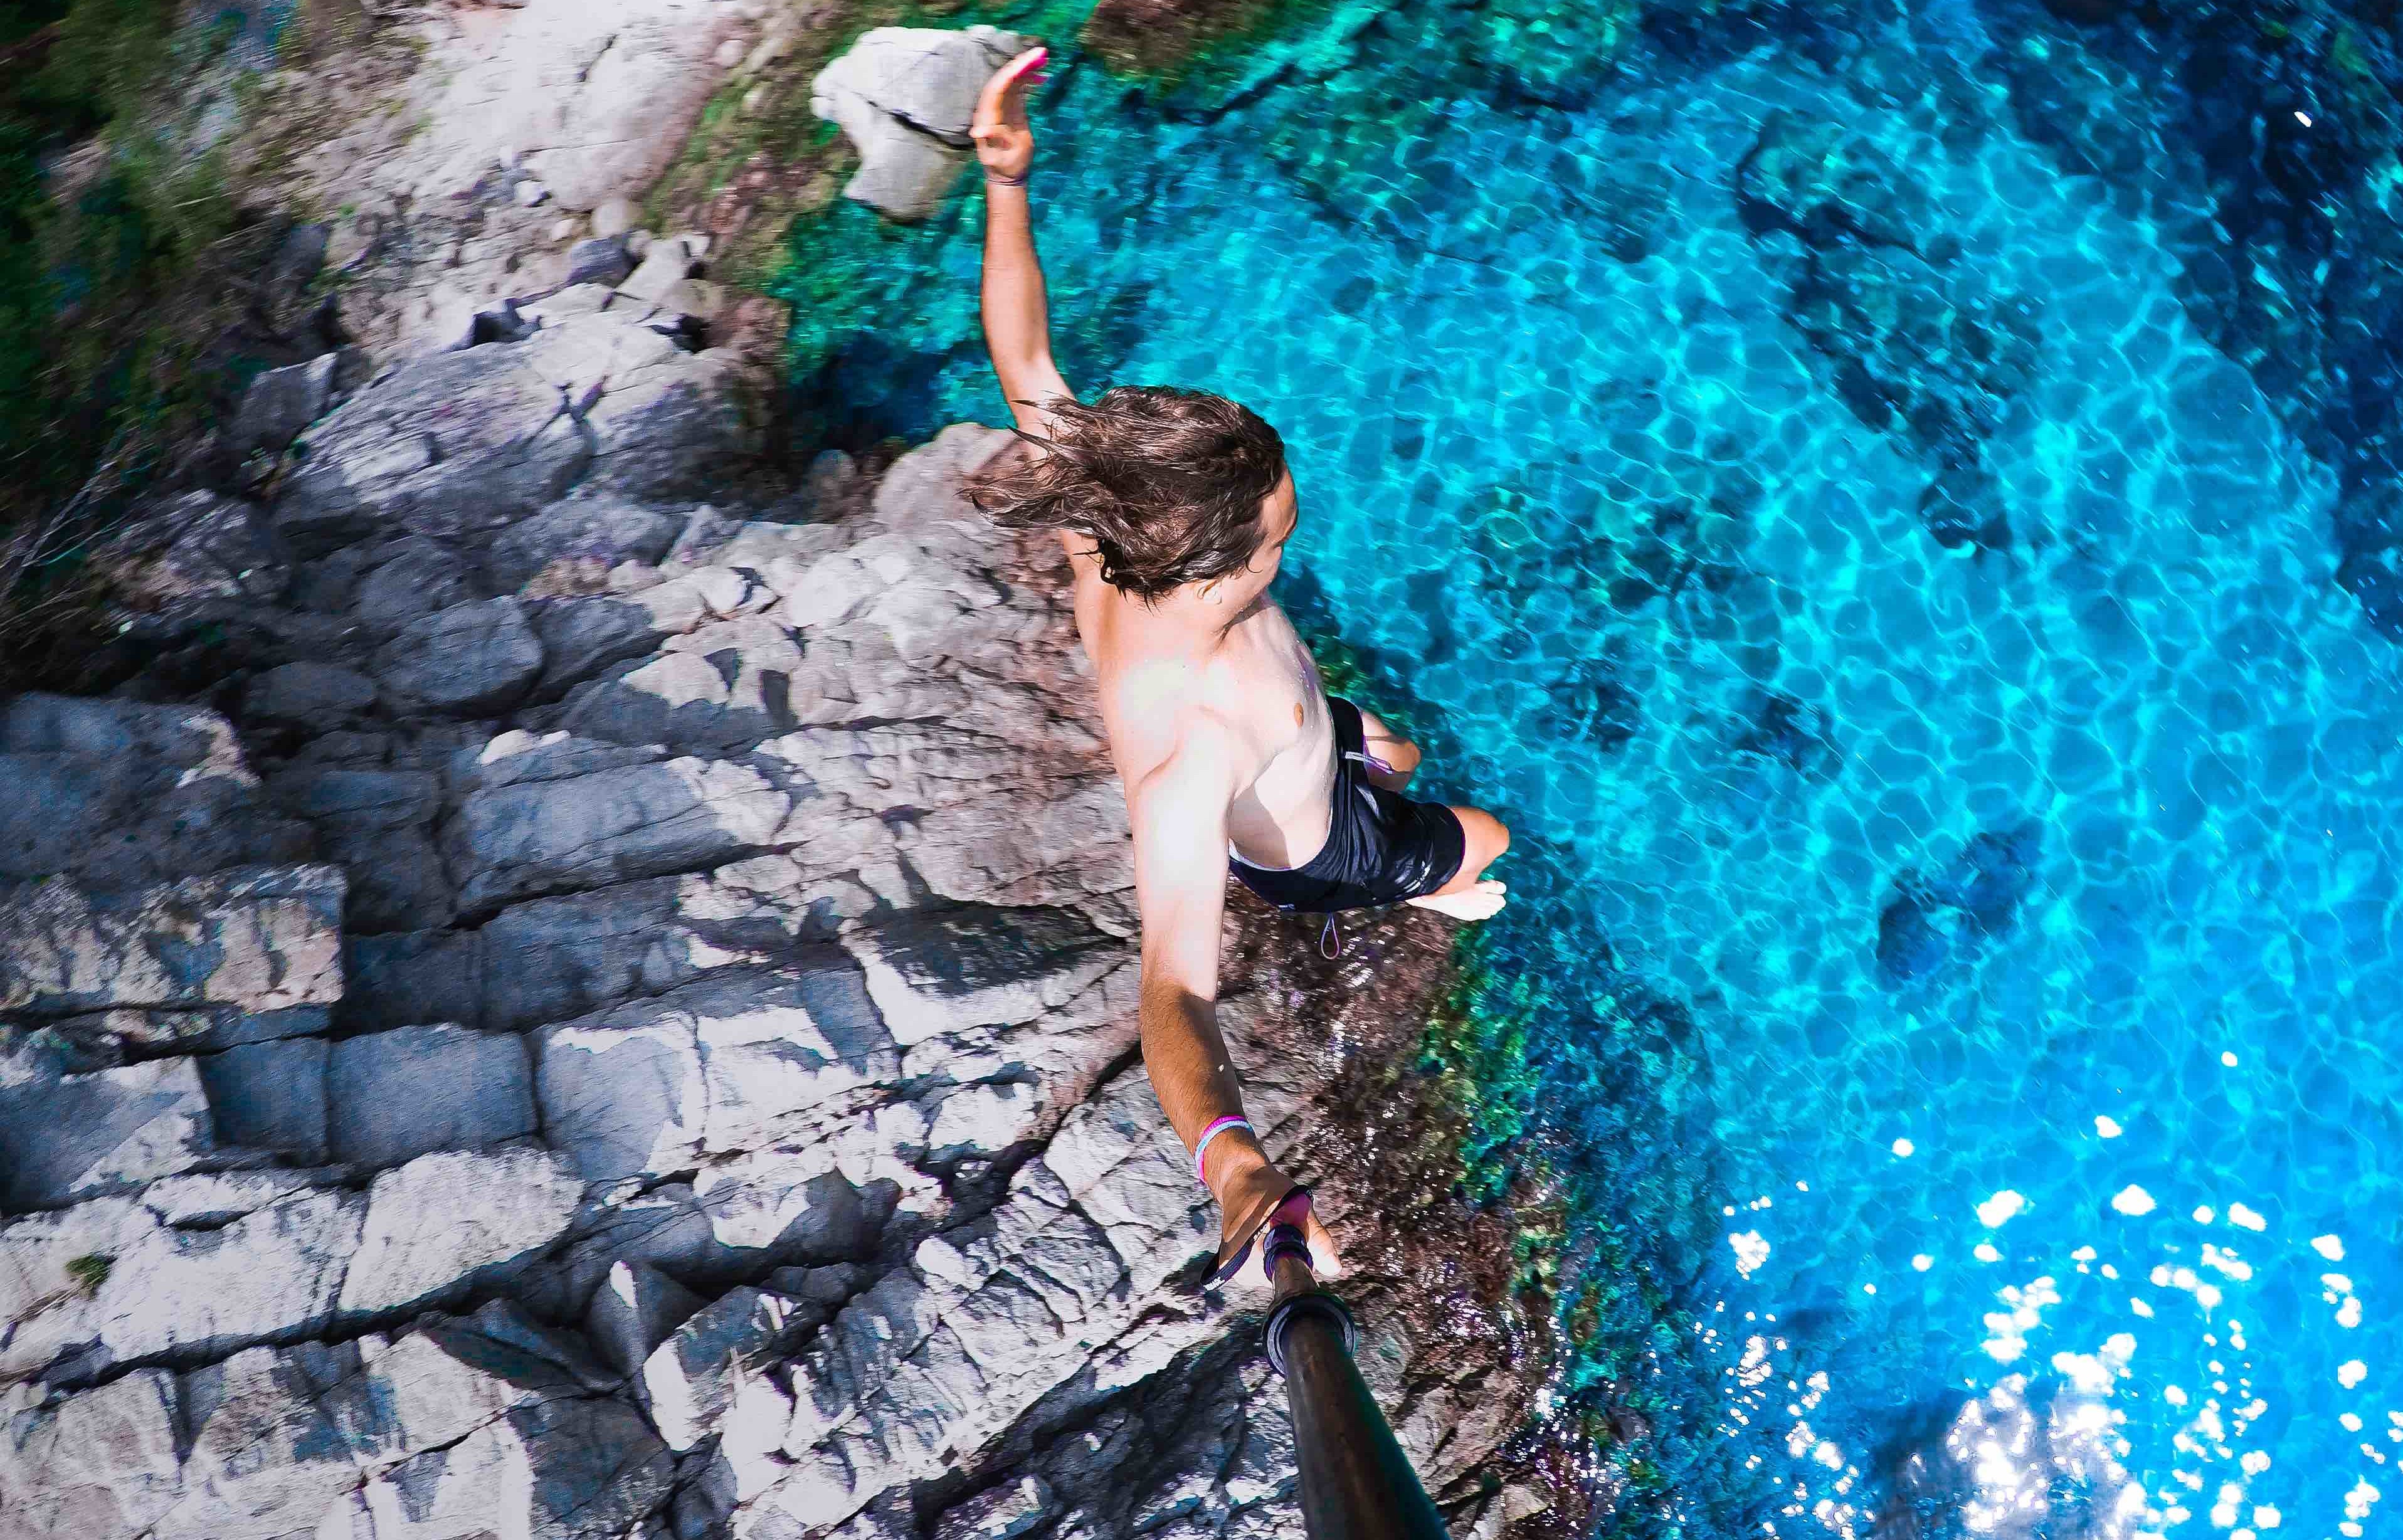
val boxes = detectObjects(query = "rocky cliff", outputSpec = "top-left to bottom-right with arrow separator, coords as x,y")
0,293 -> 1555,1540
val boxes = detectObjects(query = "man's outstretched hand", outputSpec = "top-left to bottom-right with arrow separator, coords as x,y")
971,46 -> 1048,181
1213,1150 -> 1343,1287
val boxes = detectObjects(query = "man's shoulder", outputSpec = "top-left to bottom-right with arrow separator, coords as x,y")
1153,707 -> 1249,778
1124,705 -> 1249,811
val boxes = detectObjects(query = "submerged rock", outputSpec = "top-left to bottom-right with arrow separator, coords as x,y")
1930,819 -> 2044,934
1876,889 -> 1951,983
1733,690 -> 1839,778
1878,1373 -> 2149,1537
1876,821 -> 2046,985
1736,112 -> 1935,250
1785,241 -> 2043,458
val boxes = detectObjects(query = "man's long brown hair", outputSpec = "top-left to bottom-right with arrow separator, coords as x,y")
965,386 -> 1287,600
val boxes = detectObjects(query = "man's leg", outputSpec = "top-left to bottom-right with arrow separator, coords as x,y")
1408,806 -> 1510,919
1352,705 -> 1422,790
1351,707 -> 1511,920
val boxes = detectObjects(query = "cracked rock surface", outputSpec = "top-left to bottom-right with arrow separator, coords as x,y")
3,301 -> 1550,1539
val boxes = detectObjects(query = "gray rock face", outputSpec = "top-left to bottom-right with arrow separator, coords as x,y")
230,353 -> 339,461
271,305 -> 749,557
0,865 -> 346,1016
341,929 -> 483,1033
373,596 -> 546,715
404,0 -> 742,214
0,695 -> 312,888
0,1057 -> 215,1210
196,1037 -> 329,1161
937,1476 -> 1055,1540
0,1368 -> 185,1536
243,662 -> 377,725
353,535 -> 475,639
642,1284 -> 821,1451
262,763 -> 447,929
278,342 -> 584,554
615,235 -> 702,304
327,1023 -> 536,1168
0,1184 -> 363,1381
846,904 -> 1122,1046
94,492 -> 292,640
564,235 -> 635,289
0,1305 -> 673,1540
586,1258 -> 705,1378
446,738 -> 798,915
337,1146 -> 581,1317
485,493 -> 683,593
0,335 -> 1532,1537
536,959 -> 895,1184
813,27 -> 1026,221
532,561 -> 773,694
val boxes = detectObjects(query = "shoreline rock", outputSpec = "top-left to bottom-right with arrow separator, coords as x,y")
1,298 -> 1561,1539
812,27 -> 1027,223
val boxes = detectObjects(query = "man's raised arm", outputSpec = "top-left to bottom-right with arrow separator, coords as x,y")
969,49 -> 1072,437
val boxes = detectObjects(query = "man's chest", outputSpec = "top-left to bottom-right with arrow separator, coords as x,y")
1091,614 -> 1325,779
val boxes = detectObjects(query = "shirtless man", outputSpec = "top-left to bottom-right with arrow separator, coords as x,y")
964,48 -> 1512,1284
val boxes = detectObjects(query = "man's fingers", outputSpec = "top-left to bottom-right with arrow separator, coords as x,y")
1306,1211 -> 1343,1279
1005,45 -> 1048,85
972,45 -> 1048,130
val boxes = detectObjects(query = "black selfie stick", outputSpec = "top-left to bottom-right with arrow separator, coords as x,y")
1261,1215 -> 1455,1540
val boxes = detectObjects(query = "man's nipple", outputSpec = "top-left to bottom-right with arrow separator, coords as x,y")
1294,702 -> 1304,727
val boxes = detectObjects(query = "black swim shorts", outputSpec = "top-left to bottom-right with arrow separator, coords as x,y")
1230,697 -> 1467,914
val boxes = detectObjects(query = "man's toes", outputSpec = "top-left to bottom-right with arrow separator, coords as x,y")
1408,886 -> 1508,920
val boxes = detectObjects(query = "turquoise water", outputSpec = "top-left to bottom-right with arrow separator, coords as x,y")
798,6 -> 2403,1534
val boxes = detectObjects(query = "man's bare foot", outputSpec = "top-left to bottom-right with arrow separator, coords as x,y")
1408,878 -> 1508,920
1210,1161 -> 1342,1286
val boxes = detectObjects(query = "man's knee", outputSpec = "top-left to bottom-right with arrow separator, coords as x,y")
1458,807 -> 1509,867
1358,709 -> 1422,774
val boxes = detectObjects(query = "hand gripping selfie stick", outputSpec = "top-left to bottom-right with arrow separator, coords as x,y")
1260,1210 -> 1455,1540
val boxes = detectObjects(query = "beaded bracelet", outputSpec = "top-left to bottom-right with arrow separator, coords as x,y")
1192,1115 -> 1252,1186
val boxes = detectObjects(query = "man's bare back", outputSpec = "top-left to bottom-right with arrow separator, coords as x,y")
966,47 -> 1511,1286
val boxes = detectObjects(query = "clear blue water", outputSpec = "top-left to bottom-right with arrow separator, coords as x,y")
799,6 -> 2403,1534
